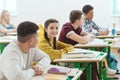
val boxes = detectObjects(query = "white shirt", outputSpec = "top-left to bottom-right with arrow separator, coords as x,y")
0,41 -> 50,80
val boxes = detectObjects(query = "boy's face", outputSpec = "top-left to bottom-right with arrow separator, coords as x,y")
84,10 -> 94,20
29,33 -> 39,48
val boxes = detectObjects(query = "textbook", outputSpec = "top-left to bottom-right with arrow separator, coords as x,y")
67,48 -> 93,54
66,48 -> 95,58
48,67 -> 71,75
66,53 -> 95,58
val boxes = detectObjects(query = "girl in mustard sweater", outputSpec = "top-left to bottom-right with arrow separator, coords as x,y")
38,18 -> 74,61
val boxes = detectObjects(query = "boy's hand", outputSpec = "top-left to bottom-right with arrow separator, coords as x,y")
32,64 -> 43,75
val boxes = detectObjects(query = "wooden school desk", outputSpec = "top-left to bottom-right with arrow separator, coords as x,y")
74,39 -> 110,55
54,48 -> 107,80
0,36 -> 17,54
31,65 -> 82,80
94,34 -> 120,39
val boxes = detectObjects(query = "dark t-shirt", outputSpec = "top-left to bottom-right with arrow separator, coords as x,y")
59,22 -> 82,45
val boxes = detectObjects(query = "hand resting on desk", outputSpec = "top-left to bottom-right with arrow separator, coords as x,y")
32,64 -> 43,76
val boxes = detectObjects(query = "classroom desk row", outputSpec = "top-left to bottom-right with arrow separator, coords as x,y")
54,48 -> 107,80
0,35 -> 118,80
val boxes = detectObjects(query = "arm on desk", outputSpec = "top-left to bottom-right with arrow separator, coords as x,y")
67,31 -> 93,44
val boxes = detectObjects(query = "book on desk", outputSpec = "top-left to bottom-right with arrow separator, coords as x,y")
66,53 -> 96,58
48,65 -> 79,76
66,48 -> 96,58
48,66 -> 71,75
74,38 -> 107,47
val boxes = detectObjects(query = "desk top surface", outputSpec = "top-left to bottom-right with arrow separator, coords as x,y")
0,36 -> 17,43
31,65 -> 82,80
54,48 -> 107,63
104,38 -> 120,43
74,39 -> 109,48
7,32 -> 17,36
95,35 -> 120,38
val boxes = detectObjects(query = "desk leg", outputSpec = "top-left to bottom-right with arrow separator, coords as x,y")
74,62 -> 80,69
86,63 -> 92,80
74,63 -> 92,80
103,67 -> 107,80
73,62 -> 80,80
99,61 -> 103,80
107,46 -> 110,60
0,44 -> 5,54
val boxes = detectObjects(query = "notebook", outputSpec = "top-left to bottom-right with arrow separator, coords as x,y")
67,48 -> 93,54
67,48 -> 95,58
48,67 -> 71,75
65,53 -> 95,58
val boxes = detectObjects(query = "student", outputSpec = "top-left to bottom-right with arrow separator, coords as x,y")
59,10 -> 94,45
82,4 -> 120,75
0,21 -> 50,80
82,4 -> 109,36
0,10 -> 16,36
38,18 -> 74,62
59,10 -> 98,80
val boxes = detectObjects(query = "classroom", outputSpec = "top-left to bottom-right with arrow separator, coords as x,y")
0,0 -> 120,80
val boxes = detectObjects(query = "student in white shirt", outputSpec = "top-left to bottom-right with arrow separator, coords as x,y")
0,21 -> 50,80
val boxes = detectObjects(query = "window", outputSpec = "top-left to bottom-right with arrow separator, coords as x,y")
0,0 -> 17,16
112,0 -> 120,16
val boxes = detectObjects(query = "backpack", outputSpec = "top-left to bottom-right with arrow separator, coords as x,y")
108,54 -> 118,70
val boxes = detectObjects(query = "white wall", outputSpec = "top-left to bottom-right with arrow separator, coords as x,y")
11,0 -> 120,30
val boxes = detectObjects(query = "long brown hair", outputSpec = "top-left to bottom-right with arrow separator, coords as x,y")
44,19 -> 58,49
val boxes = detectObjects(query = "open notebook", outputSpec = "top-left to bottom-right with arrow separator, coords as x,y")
48,67 -> 71,75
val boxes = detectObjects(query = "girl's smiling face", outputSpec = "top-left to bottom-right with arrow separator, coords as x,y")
45,22 -> 58,39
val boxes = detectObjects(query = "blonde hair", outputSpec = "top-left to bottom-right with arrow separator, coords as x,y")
0,10 -> 9,24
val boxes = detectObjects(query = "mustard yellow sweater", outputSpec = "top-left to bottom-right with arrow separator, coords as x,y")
37,38 -> 74,61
